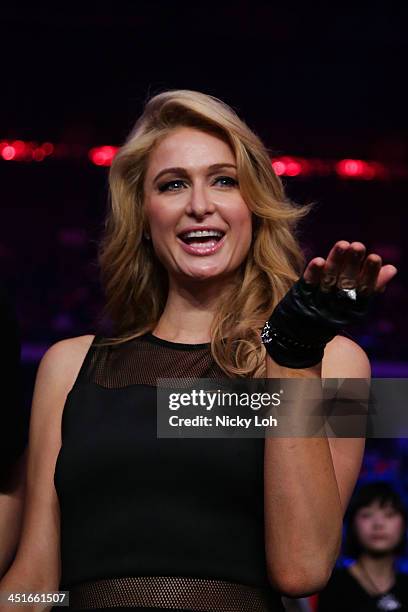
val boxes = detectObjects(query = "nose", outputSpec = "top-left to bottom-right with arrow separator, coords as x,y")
372,514 -> 386,529
185,181 -> 216,218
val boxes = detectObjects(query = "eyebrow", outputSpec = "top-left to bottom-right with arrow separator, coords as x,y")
153,163 -> 237,184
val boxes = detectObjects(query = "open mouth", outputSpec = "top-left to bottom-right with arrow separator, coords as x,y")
177,229 -> 225,248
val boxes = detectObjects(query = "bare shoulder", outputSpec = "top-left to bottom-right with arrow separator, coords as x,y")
38,334 -> 96,397
322,334 -> 371,378
43,333 -> 95,359
31,333 -> 96,430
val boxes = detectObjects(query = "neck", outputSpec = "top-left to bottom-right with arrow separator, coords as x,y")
153,274 -> 237,344
357,552 -> 396,581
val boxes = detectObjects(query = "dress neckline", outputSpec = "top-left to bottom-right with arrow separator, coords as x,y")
346,564 -> 397,598
141,331 -> 211,351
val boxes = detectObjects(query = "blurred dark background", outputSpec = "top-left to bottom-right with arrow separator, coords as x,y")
1,0 -> 408,571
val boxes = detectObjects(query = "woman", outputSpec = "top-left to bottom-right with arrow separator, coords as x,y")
0,89 -> 398,611
317,481 -> 408,611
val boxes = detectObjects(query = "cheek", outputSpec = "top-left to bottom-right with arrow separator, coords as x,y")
389,518 -> 405,538
145,199 -> 175,231
230,201 -> 252,233
355,518 -> 372,538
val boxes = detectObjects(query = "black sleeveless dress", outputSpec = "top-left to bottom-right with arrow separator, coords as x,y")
53,332 -> 285,611
316,566 -> 408,611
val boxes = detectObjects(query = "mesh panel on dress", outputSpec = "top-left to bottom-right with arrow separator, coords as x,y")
79,335 -> 228,389
69,575 -> 277,611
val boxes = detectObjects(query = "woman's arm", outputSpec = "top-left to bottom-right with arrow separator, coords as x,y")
0,335 -> 94,612
264,335 -> 370,598
321,335 -> 369,517
261,240 -> 394,597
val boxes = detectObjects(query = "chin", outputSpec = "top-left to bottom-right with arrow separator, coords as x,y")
367,544 -> 392,554
186,271 -> 224,281
178,263 -> 231,278
183,270 -> 236,285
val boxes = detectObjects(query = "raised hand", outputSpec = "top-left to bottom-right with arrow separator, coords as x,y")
261,241 -> 398,368
302,241 -> 397,295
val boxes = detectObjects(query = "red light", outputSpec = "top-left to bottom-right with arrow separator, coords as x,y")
88,146 -> 118,167
338,159 -> 363,176
2,145 -> 16,160
362,165 -> 375,180
336,159 -> 374,179
285,160 -> 302,176
42,142 -> 54,155
0,137 -> 402,180
272,157 -> 303,177
11,140 -> 27,158
272,160 -> 286,175
32,148 -> 46,161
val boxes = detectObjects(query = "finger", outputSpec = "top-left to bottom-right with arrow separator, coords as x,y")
375,265 -> 398,293
303,257 -> 326,285
356,254 -> 382,295
319,240 -> 350,292
337,242 -> 366,290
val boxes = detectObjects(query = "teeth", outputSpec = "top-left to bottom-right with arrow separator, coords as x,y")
187,240 -> 218,249
180,229 -> 224,239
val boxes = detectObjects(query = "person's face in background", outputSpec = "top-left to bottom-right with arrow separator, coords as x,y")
143,126 -> 252,286
354,500 -> 405,555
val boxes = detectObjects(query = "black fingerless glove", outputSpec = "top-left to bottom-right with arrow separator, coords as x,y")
261,276 -> 375,368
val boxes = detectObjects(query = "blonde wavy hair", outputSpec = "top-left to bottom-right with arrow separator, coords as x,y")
96,89 -> 313,378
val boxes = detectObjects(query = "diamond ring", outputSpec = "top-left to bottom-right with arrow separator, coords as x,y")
337,287 -> 357,301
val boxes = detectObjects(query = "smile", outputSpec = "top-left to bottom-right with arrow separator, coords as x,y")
176,233 -> 227,256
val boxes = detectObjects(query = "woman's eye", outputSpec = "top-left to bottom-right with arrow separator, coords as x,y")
215,176 -> 239,187
158,180 -> 186,192
158,176 -> 238,192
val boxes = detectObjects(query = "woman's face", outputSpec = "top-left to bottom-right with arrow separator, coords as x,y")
143,126 -> 252,284
354,501 -> 405,555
